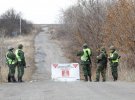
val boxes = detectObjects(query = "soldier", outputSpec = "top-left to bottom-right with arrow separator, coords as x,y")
15,44 -> 26,82
95,47 -> 108,82
108,46 -> 120,81
6,47 -> 17,82
77,43 -> 92,81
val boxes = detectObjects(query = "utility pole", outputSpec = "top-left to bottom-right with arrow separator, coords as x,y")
20,17 -> 21,35
19,12 -> 22,35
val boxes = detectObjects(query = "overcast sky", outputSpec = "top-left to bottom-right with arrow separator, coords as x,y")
0,0 -> 77,24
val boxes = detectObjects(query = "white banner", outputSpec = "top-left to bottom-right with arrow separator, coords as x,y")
51,63 -> 80,81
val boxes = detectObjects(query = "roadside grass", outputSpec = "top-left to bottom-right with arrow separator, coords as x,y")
0,28 -> 40,83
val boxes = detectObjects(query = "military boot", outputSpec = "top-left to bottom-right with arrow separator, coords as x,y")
116,77 -> 118,81
95,79 -> 99,82
102,78 -> 106,82
102,79 -> 106,82
88,75 -> 92,82
10,76 -> 16,83
8,75 -> 11,82
113,77 -> 117,81
12,76 -> 17,82
84,75 -> 88,81
20,77 -> 24,82
18,77 -> 21,82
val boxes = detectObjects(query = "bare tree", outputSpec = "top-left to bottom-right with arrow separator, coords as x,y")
0,8 -> 33,36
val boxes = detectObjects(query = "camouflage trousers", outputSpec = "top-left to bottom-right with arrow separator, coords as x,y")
82,63 -> 91,76
17,63 -> 25,78
96,64 -> 106,81
110,62 -> 118,81
8,64 -> 16,77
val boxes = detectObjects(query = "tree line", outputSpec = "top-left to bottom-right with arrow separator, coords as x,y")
0,9 -> 33,36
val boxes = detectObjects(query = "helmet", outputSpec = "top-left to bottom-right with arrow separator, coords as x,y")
83,43 -> 88,48
110,46 -> 115,50
18,44 -> 23,49
8,46 -> 14,51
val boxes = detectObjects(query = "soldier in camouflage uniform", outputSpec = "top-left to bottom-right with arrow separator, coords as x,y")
108,46 -> 120,81
77,43 -> 92,82
15,44 -> 26,82
95,47 -> 108,82
6,47 -> 17,82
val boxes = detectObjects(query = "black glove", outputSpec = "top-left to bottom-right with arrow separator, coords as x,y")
118,56 -> 121,59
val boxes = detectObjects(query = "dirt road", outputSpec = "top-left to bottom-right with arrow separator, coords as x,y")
0,27 -> 135,100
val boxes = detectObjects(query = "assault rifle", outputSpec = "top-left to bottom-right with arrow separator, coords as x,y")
86,51 -> 92,64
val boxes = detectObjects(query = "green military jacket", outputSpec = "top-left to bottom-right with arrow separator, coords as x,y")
6,51 -> 16,65
15,49 -> 26,66
109,51 -> 119,63
97,51 -> 108,65
77,48 -> 92,64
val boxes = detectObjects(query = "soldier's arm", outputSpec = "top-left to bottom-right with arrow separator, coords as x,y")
97,53 -> 103,60
90,48 -> 92,56
110,53 -> 118,60
18,51 -> 25,60
22,59 -> 26,67
77,51 -> 84,56
22,52 -> 26,66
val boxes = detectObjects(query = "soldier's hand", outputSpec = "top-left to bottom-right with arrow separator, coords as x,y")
118,56 -> 121,59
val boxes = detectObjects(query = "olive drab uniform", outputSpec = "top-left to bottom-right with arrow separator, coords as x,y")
6,49 -> 17,82
77,45 -> 92,82
15,48 -> 26,82
109,51 -> 119,81
95,49 -> 108,82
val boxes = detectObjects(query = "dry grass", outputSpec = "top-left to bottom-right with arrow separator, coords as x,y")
0,29 -> 39,83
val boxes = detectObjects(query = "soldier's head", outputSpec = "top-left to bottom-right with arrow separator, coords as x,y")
8,46 -> 14,51
82,43 -> 88,49
110,45 -> 115,53
18,44 -> 23,49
